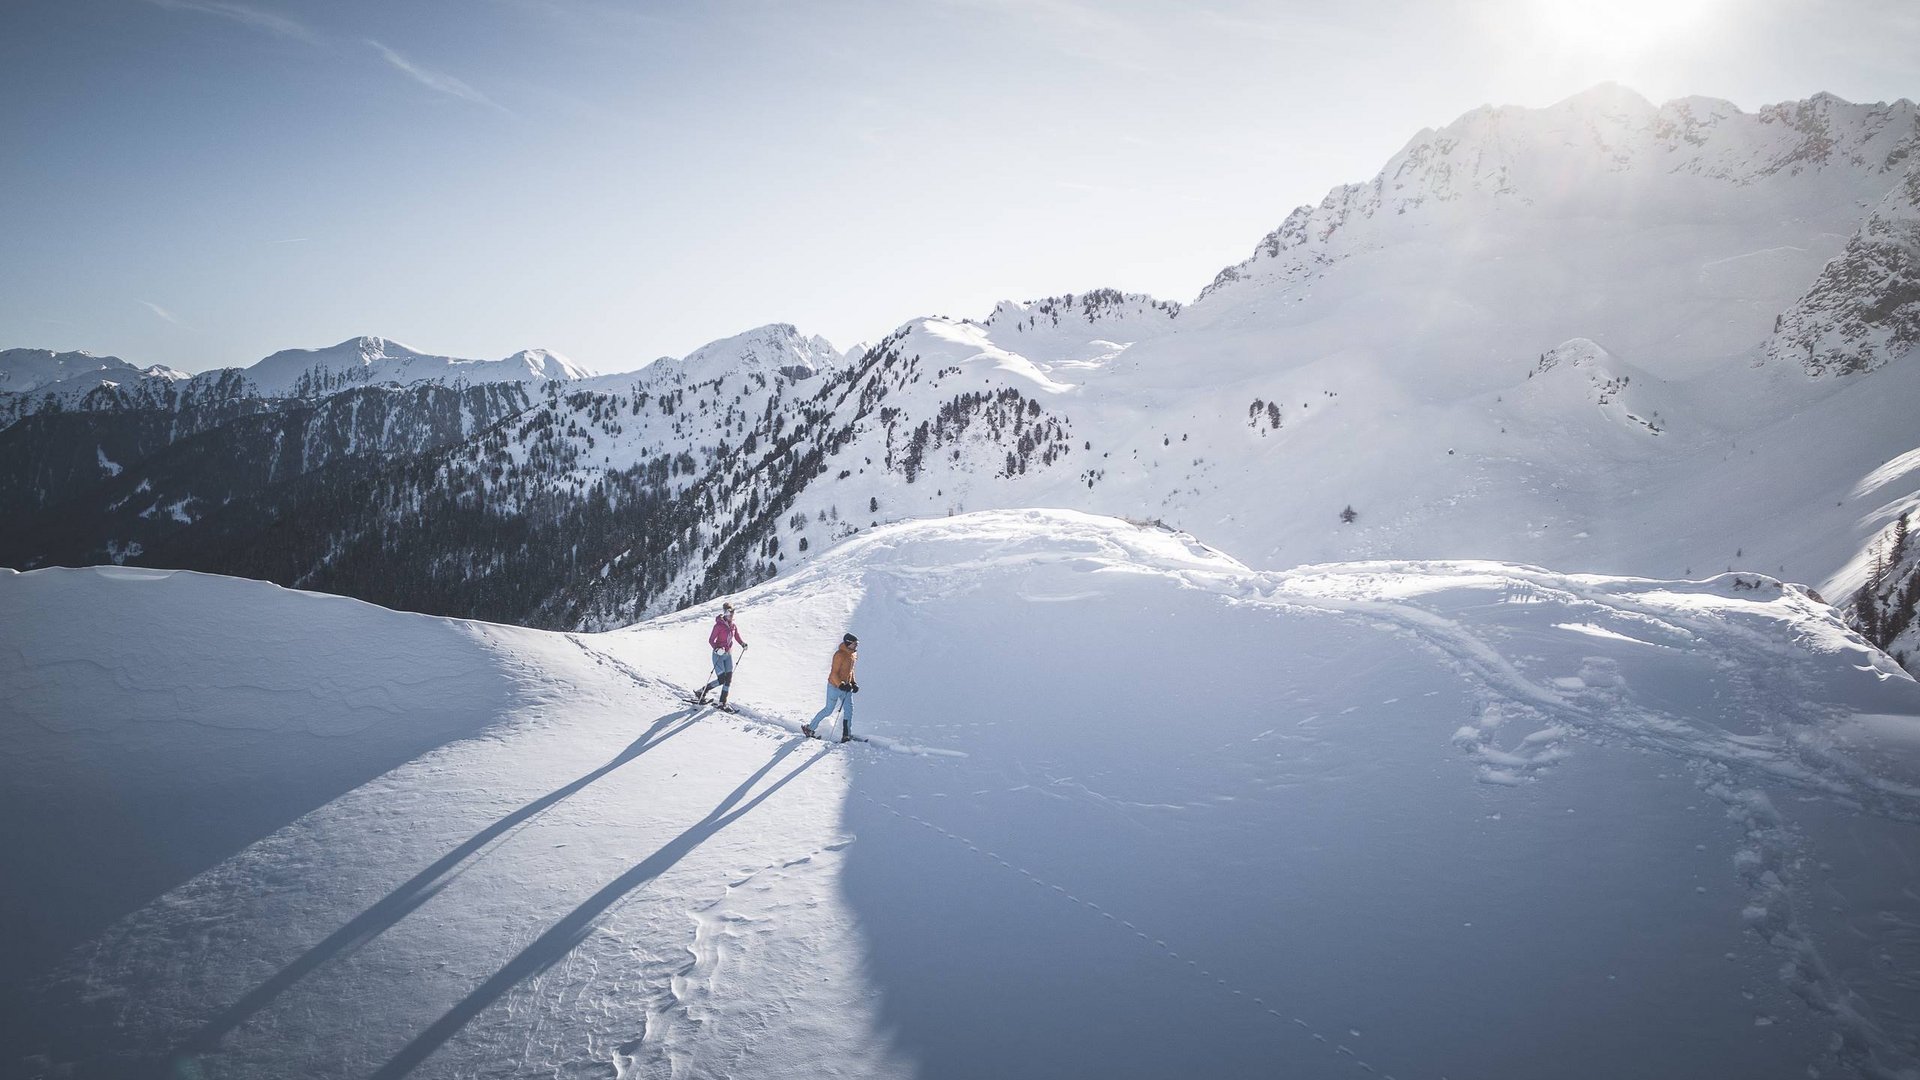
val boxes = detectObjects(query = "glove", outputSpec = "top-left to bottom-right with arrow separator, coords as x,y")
839,681 -> 853,692
849,681 -> 860,694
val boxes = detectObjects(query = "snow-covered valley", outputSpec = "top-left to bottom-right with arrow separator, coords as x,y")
7,510 -> 1920,1078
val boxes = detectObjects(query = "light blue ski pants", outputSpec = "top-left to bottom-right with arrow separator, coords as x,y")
700,649 -> 734,697
809,685 -> 853,737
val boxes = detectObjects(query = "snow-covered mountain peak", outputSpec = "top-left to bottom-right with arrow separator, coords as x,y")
648,323 -> 844,386
240,335 -> 588,397
977,289 -> 1181,332
1516,337 -> 1670,437
1196,88 -> 1920,308
887,290 -> 1183,379
263,334 -> 416,367
1554,80 -> 1660,117
1535,337 -> 1611,374
244,336 -> 438,395
1407,85 -> 1916,191
502,347 -> 594,380
345,335 -> 403,361
0,347 -> 144,393
1426,81 -> 1660,156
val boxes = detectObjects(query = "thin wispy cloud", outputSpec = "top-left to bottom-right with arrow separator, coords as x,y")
368,40 -> 508,111
141,0 -> 318,44
138,300 -> 190,328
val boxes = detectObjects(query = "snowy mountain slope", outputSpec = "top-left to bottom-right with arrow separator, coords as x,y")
973,288 -> 1181,369
1,566 -> 889,1080
0,348 -> 176,394
1844,510 -> 1920,668
0,340 -> 561,530
0,379 -> 535,580
0,319 -> 875,622
623,322 -> 847,386
0,337 -> 587,434
745,88 -> 1920,595
0,566 -> 523,1066
13,320 -> 1081,629
0,324 -> 848,616
1770,163 -> 1920,375
0,349 -> 190,430
236,336 -> 593,398
1197,85 -> 1918,312
13,511 -> 1920,1078
396,89 -> 1920,623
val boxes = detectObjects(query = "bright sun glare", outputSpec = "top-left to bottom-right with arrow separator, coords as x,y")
1530,0 -> 1723,59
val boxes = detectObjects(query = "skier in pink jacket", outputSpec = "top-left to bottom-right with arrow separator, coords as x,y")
694,602 -> 747,709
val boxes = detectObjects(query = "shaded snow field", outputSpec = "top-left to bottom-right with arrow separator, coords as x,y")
5,510 -> 1920,1079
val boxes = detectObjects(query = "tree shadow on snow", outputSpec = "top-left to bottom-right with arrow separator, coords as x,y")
365,735 -> 826,1080
168,706 -> 704,1067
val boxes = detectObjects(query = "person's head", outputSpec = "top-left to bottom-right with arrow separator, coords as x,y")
722,601 -> 735,619
842,632 -> 858,651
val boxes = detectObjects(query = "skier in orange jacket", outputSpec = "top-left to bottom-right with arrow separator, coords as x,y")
802,633 -> 858,742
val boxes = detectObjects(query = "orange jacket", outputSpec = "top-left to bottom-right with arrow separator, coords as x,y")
827,643 -> 856,688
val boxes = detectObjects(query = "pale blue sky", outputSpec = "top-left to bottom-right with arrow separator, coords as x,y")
2,0 -> 1916,374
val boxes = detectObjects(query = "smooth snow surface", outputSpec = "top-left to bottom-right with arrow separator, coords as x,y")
0,568 -> 518,1034
7,511 -> 1920,1079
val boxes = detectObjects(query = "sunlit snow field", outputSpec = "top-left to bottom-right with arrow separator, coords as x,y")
5,510 -> 1919,1079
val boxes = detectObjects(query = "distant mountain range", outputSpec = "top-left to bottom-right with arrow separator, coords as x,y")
5,84 -> 1918,660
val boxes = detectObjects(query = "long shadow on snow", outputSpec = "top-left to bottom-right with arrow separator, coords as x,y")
170,706 -> 703,1066
369,735 -> 827,1080
2,639 -> 521,1067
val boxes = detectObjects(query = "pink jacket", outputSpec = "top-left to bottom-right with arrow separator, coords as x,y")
708,615 -> 745,651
